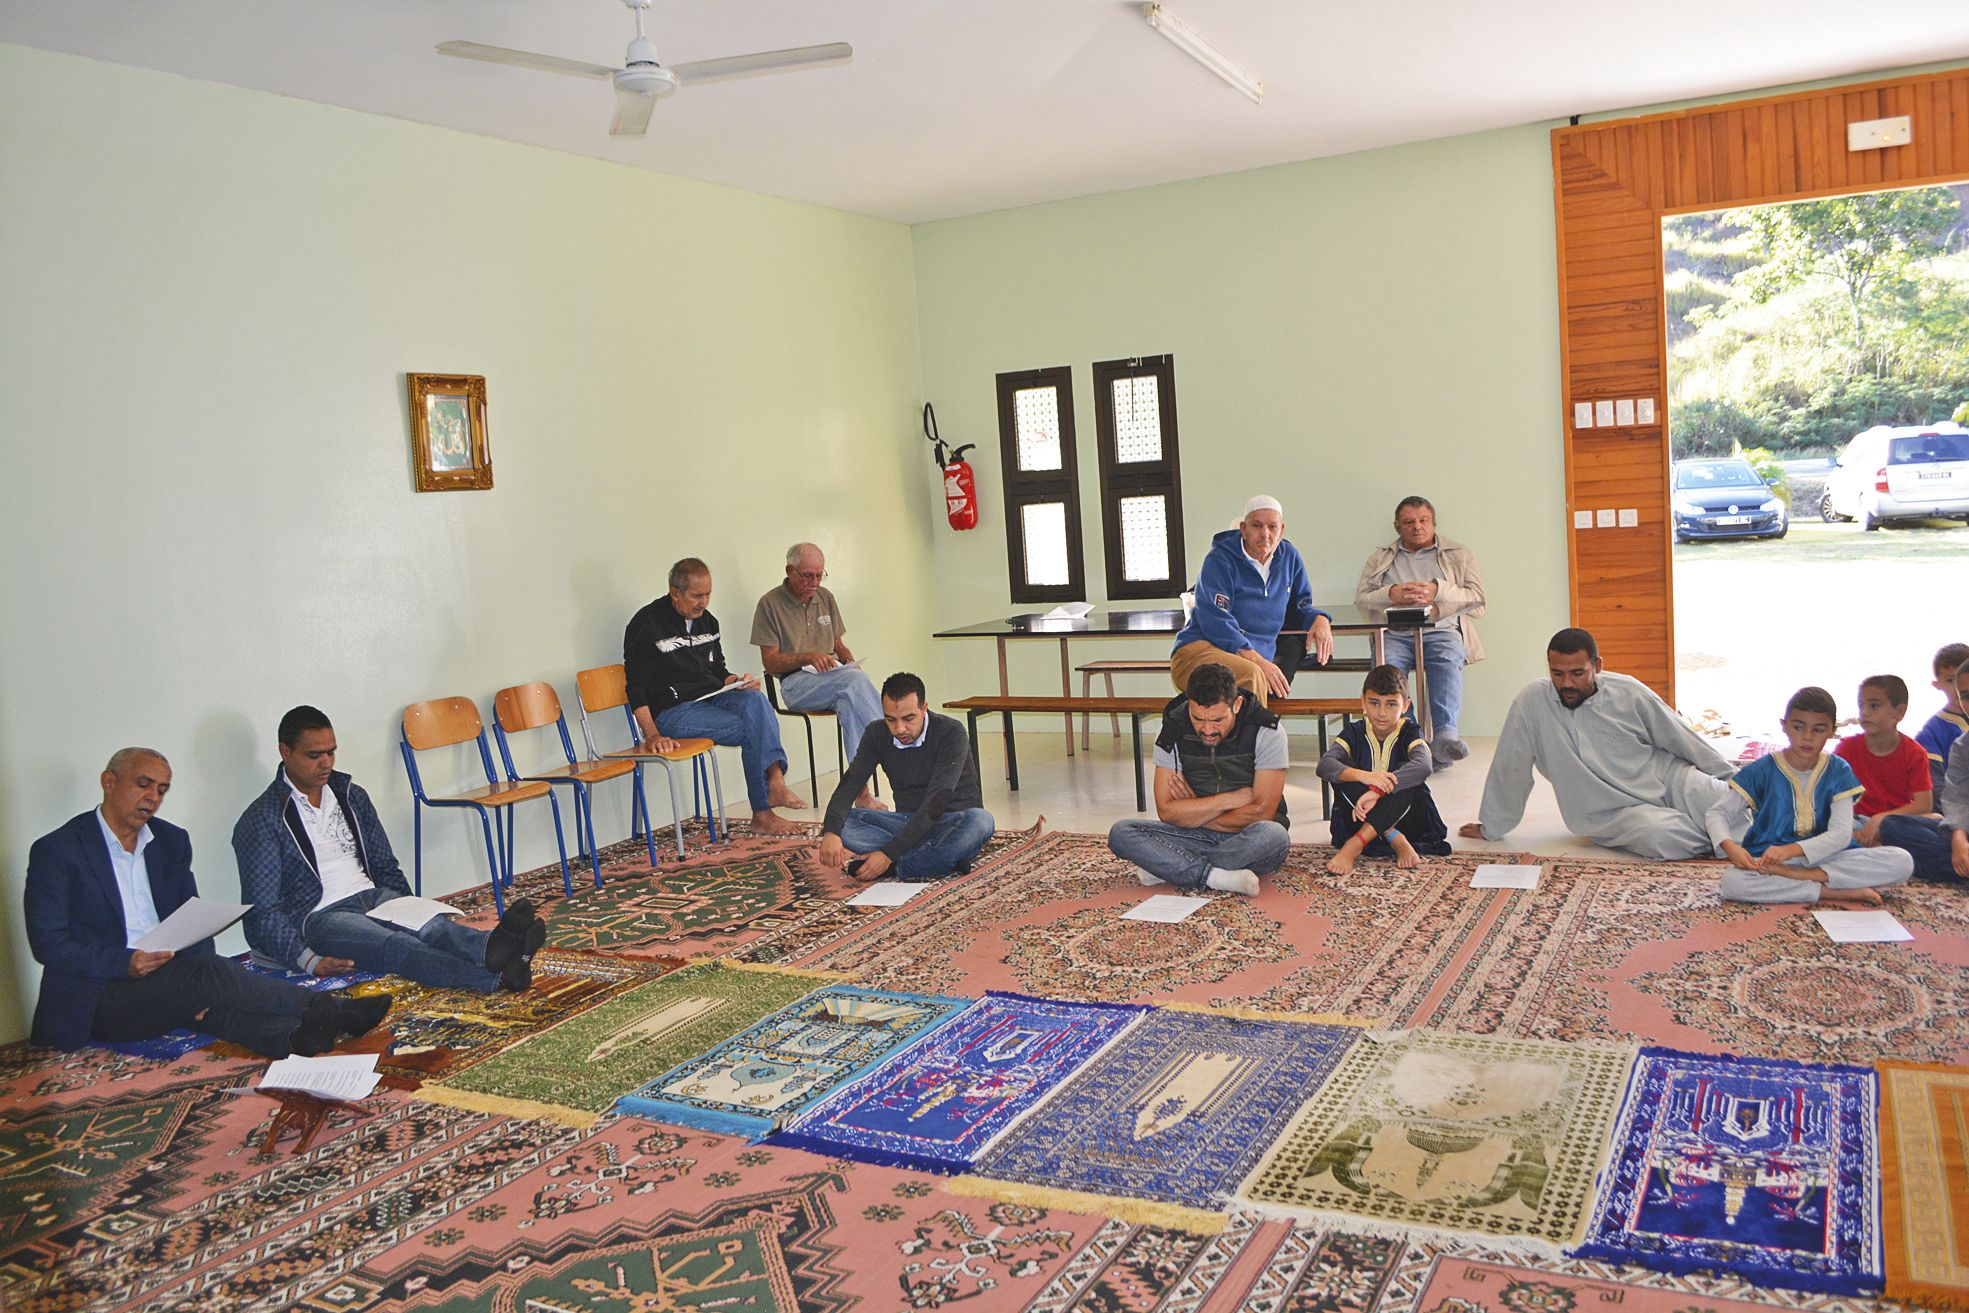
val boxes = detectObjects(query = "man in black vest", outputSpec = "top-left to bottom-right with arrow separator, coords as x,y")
1106,663 -> 1291,895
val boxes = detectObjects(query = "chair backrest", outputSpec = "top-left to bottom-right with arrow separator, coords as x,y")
495,681 -> 564,734
403,697 -> 484,751
576,664 -> 628,714
762,670 -> 784,711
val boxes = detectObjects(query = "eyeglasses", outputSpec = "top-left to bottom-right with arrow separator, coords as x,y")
794,570 -> 827,582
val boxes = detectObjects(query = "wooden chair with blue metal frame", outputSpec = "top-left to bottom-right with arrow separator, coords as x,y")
400,696 -> 573,914
492,680 -> 656,888
573,663 -> 726,858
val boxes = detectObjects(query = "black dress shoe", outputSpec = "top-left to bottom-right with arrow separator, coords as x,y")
337,993 -> 393,1040
289,996 -> 343,1057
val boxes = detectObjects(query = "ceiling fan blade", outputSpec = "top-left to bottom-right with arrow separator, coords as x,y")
437,41 -> 617,81
669,42 -> 852,85
610,90 -> 657,137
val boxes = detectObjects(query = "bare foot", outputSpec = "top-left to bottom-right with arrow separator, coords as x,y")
855,791 -> 890,812
1390,834 -> 1421,869
1819,886 -> 1885,908
767,782 -> 808,810
1325,848 -> 1359,876
750,810 -> 803,836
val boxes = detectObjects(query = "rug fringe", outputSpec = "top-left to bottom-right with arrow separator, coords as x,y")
1233,1201 -> 1567,1257
1887,1279 -> 1969,1311
412,1084 -> 599,1129
1159,1001 -> 1376,1027
946,1176 -> 1228,1235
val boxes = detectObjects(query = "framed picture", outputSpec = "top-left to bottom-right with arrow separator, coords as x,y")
408,373 -> 492,492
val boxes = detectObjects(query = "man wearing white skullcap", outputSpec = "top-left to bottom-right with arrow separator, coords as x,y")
1169,495 -> 1333,705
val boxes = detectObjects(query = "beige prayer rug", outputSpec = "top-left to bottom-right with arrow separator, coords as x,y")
1880,1060 -> 1969,1309
1236,1029 -> 1635,1251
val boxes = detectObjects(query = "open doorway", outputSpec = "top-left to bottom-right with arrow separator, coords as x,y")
1665,183 -> 1969,748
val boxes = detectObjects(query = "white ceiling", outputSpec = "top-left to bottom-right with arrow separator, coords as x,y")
5,1 -> 1968,224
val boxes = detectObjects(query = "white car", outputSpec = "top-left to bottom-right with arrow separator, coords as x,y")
1819,422 -> 1969,530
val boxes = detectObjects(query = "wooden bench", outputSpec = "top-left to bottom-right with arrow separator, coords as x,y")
1075,658 -> 1377,748
944,694 -> 1358,815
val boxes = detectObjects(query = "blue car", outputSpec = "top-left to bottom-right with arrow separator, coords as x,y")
1671,458 -> 1788,542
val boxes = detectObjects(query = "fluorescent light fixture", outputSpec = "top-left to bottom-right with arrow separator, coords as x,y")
1143,3 -> 1263,104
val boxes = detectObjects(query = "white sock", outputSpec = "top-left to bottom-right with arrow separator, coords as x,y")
1135,868 -> 1167,887
1206,868 -> 1260,896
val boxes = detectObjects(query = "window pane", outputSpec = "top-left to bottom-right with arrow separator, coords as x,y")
1111,376 -> 1162,463
1021,501 -> 1072,587
1013,387 -> 1063,472
1118,495 -> 1169,582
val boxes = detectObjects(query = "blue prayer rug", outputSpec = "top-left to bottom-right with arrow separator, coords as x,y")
970,1008 -> 1364,1211
614,985 -> 974,1138
1573,1046 -> 1881,1296
772,991 -> 1147,1173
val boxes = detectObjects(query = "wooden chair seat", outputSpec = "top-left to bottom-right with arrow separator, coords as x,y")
428,778 -> 553,808
605,736 -> 717,763
522,757 -> 638,786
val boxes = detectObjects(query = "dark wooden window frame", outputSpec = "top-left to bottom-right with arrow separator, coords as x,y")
994,365 -> 1087,605
1091,354 -> 1186,601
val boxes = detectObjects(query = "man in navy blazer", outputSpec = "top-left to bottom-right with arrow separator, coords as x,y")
23,747 -> 389,1055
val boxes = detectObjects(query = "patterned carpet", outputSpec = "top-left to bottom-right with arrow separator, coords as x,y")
0,821 -> 1949,1312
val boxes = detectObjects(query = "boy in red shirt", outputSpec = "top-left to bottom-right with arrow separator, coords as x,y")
1836,674 -> 1934,846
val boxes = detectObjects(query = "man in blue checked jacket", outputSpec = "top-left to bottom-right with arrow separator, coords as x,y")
233,705 -> 546,993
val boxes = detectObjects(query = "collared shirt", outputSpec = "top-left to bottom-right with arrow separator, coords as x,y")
96,807 -> 161,948
287,774 -> 374,910
1387,540 -> 1456,629
893,716 -> 931,750
751,582 -> 846,658
1241,543 -> 1273,587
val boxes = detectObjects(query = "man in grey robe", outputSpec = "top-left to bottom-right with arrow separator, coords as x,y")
1458,628 -> 1734,860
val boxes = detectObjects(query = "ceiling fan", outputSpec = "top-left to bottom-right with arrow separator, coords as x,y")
437,0 -> 852,137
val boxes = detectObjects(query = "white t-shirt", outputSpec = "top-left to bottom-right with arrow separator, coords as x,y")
289,778 -> 375,911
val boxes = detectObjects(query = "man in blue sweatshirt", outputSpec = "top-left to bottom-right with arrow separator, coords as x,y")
1170,495 -> 1333,706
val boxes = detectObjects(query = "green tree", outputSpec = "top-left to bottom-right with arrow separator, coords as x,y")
1734,190 -> 1959,361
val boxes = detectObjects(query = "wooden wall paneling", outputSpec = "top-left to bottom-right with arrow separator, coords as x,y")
1553,66 -> 1969,705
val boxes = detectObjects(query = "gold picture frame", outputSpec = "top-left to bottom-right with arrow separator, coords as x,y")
408,373 -> 492,492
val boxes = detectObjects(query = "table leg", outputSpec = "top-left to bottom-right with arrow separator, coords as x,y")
1060,638 -> 1074,757
1003,710 -> 1020,791
1409,625 -> 1433,743
1132,714 -> 1147,812
997,637 -> 1011,780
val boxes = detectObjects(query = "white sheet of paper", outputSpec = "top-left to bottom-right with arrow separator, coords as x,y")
258,1053 -> 381,1101
1122,894 -> 1210,923
1471,864 -> 1542,890
800,658 -> 863,675
365,896 -> 459,932
1042,602 -> 1094,620
1812,909 -> 1913,943
846,881 -> 925,907
132,896 -> 251,952
695,681 -> 751,702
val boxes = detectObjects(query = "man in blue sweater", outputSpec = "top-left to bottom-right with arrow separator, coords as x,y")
1170,495 -> 1333,706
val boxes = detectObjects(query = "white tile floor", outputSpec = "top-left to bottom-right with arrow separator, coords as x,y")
774,723 -> 1628,863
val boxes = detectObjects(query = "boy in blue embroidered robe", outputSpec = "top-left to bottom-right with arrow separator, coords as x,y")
1708,685 -> 1912,905
1316,665 -> 1451,874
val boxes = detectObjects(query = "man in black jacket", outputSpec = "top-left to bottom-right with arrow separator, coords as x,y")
625,557 -> 805,835
816,672 -> 995,880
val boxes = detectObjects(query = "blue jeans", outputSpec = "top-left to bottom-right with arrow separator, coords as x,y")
1106,819 -> 1291,890
778,667 -> 884,746
303,888 -> 499,993
1878,814 -> 1963,883
657,688 -> 789,812
838,807 -> 995,880
1382,628 -> 1466,741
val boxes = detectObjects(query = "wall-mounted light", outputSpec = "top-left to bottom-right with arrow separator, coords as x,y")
1142,3 -> 1263,104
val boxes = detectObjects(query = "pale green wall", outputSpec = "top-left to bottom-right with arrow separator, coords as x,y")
0,43 -> 932,1042
911,126 -> 1566,734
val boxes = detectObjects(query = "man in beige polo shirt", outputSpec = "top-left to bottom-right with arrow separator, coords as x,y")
752,543 -> 885,810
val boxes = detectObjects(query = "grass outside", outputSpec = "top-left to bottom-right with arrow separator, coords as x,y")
1673,517 -> 1968,737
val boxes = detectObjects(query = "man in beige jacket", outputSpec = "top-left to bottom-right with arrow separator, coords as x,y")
1354,496 -> 1486,763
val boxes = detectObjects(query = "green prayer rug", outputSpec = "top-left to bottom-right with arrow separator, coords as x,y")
417,962 -> 835,1125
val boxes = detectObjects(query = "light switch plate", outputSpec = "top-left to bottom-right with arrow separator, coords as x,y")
1573,510 -> 1593,529
1573,402 -> 1594,429
1618,508 -> 1639,528
1594,400 -> 1616,426
1615,399 -> 1636,426
1595,508 -> 1616,528
1636,397 -> 1656,424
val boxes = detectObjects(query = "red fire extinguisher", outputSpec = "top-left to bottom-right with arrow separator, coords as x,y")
924,403 -> 978,531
